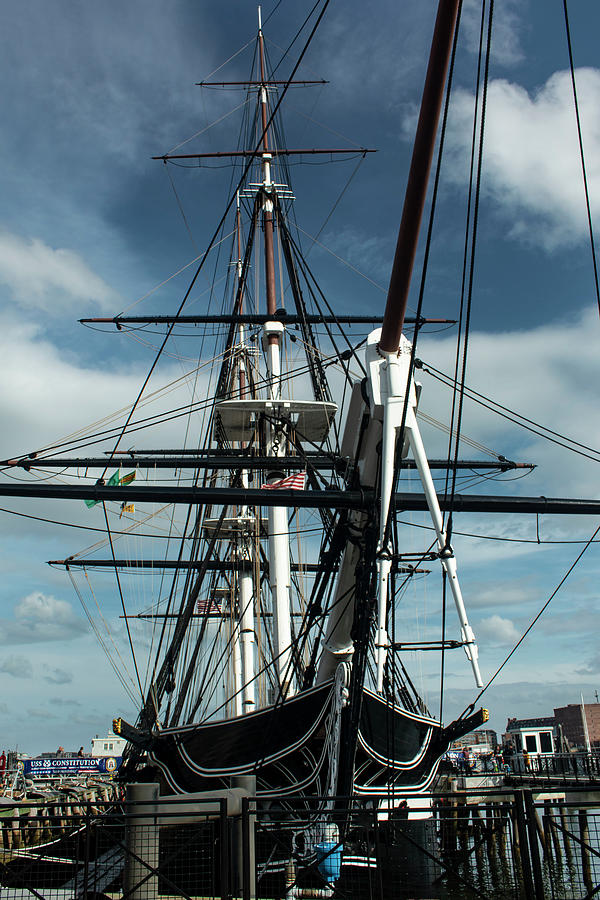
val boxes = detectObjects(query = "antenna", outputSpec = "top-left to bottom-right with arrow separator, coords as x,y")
258,6 -> 262,32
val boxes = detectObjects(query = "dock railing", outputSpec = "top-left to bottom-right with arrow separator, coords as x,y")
0,785 -> 600,898
505,751 -> 600,783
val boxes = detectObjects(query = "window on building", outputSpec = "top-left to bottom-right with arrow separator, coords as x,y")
525,735 -> 538,753
540,732 -> 553,753
104,743 -> 108,750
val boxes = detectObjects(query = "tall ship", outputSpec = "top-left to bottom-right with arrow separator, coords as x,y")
1,0 -> 599,893
47,3 -> 489,800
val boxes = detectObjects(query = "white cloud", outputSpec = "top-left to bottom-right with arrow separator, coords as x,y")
27,708 -> 58,720
418,305 -> 600,501
0,592 -> 87,645
476,614 -> 521,644
461,0 -> 524,68
445,69 -> 600,249
318,4 -> 439,106
17,592 -> 78,626
0,313 -> 197,460
321,227 -> 391,281
0,655 -> 33,678
465,581 -> 539,611
0,232 -> 119,313
43,666 -> 73,685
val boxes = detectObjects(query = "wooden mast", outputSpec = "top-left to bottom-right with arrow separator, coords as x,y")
258,19 -> 278,324
371,0 -> 483,693
379,0 -> 461,353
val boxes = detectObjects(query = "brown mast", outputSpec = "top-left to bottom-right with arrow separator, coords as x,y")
258,24 -> 278,333
379,0 -> 461,354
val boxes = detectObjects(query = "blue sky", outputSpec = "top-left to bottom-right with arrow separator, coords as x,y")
0,0 -> 598,754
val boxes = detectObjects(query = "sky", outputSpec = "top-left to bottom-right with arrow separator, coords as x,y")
0,0 -> 599,755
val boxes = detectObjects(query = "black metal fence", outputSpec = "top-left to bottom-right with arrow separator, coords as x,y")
446,751 -> 600,783
0,787 -> 599,898
508,752 -> 600,784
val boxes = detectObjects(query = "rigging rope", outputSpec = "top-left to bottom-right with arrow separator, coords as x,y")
102,502 -> 145,703
97,0 -> 333,483
166,165 -> 199,254
562,0 -> 600,320
68,568 -> 139,707
420,361 -> 600,463
446,0 -> 494,512
462,518 -> 600,716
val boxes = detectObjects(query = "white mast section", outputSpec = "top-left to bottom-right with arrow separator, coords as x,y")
365,328 -> 482,692
231,620 -> 243,717
258,18 -> 294,697
316,328 -> 482,692
234,192 -> 257,713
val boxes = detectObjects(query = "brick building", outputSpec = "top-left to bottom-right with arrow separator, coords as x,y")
451,728 -> 497,752
554,703 -> 600,750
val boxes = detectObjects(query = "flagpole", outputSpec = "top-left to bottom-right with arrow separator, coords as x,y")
581,693 -> 592,754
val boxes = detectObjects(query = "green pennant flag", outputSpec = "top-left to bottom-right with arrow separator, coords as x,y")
84,470 -> 127,509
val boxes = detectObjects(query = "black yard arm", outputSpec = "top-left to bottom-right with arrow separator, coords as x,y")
0,482 -> 598,515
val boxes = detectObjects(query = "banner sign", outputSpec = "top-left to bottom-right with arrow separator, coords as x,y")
23,756 -> 121,776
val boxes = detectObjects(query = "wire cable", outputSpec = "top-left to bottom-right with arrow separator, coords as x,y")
462,518 -> 600,716
562,0 -> 600,319
98,0 -> 333,482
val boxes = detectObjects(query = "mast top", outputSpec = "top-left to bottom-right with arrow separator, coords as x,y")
379,0 -> 461,354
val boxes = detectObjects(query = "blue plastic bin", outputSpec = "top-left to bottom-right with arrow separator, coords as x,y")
315,841 -> 342,881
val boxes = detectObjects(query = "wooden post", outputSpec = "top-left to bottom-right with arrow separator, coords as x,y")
524,790 -> 545,899
457,800 -> 469,875
559,804 -> 573,870
544,799 -> 562,866
485,803 -> 502,890
486,803 -> 497,857
11,811 -> 22,850
472,805 -> 485,883
578,808 -> 593,895
514,791 -> 536,900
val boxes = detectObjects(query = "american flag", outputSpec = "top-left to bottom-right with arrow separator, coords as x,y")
262,471 -> 306,491
196,599 -> 222,616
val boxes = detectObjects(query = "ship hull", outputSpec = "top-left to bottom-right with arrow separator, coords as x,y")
145,682 -> 450,797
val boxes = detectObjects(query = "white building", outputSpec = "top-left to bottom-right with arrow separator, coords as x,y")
91,733 -> 127,757
505,717 -> 555,756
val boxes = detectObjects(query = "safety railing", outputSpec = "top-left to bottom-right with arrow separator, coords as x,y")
0,786 -> 598,899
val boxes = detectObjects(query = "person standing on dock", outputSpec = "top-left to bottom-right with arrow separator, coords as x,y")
461,747 -> 472,774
